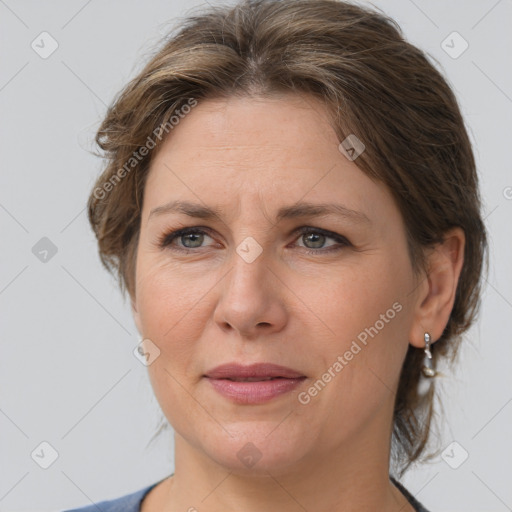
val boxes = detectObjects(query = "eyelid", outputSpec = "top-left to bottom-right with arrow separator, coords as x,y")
292,226 -> 350,245
157,225 -> 351,253
157,225 -> 216,250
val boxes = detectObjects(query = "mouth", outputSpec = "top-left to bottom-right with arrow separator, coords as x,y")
204,362 -> 305,380
221,376 -> 285,382
203,363 -> 306,404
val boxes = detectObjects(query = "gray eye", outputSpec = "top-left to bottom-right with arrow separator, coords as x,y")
181,232 -> 205,248
302,232 -> 327,249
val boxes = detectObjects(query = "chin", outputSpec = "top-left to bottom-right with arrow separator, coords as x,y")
197,420 -> 312,476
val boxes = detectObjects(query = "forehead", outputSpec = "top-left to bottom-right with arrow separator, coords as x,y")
152,93 -> 339,171
143,94 -> 398,228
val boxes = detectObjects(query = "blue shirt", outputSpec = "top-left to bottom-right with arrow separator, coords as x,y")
62,479 -> 162,512
63,475 -> 430,511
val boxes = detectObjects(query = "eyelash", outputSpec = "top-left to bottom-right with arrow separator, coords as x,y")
156,226 -> 351,255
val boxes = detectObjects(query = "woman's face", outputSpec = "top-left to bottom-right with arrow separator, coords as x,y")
132,93 -> 423,474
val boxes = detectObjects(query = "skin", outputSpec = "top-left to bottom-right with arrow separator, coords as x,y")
131,92 -> 465,512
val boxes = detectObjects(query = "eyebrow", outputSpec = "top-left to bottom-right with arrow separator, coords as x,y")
148,200 -> 371,225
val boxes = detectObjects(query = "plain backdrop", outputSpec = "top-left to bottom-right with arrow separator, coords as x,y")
1,1 -> 511,511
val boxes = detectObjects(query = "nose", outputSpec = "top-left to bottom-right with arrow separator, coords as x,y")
213,248 -> 288,340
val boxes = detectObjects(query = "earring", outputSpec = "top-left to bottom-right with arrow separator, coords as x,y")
421,332 -> 436,378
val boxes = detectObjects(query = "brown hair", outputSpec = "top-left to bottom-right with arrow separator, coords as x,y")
88,0 -> 488,476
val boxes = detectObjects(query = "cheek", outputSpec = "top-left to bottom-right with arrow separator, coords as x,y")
136,256 -> 210,338
295,254 -> 413,414
136,261 -> 213,431
294,255 -> 410,347
135,259 -> 209,379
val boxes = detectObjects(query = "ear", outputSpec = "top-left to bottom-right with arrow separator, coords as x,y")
409,227 -> 465,348
131,295 -> 143,335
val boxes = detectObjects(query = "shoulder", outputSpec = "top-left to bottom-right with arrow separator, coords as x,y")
391,476 -> 432,512
62,482 -> 158,512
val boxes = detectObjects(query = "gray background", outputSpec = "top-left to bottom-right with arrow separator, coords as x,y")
1,1 -> 511,511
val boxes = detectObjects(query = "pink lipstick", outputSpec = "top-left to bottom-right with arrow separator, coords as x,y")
204,362 -> 306,404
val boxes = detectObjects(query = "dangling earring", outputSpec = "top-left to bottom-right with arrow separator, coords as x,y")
421,332 -> 437,378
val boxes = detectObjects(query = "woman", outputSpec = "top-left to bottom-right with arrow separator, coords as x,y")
65,0 -> 487,510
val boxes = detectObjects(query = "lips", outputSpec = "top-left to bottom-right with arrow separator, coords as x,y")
204,362 -> 305,380
204,363 -> 306,404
